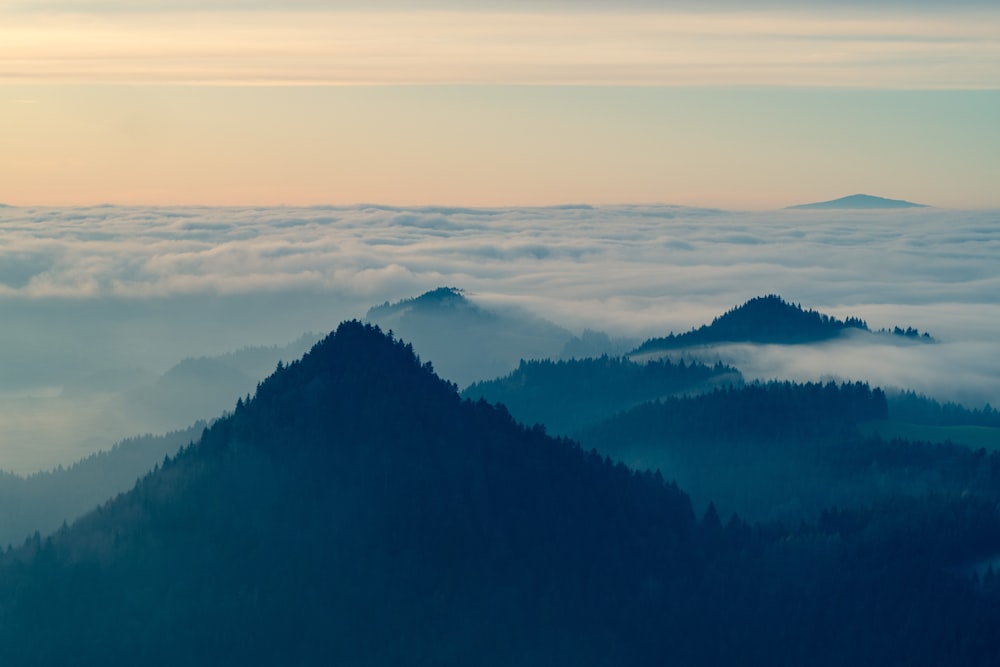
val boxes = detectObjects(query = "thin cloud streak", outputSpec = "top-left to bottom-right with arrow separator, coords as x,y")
1,10 -> 998,87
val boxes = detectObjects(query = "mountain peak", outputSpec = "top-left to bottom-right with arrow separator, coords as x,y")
702,294 -> 868,342
4,319 -> 702,663
367,287 -> 472,320
633,294 -> 869,353
417,285 -> 465,302
787,194 -> 927,210
365,287 -> 574,387
252,319 -> 454,407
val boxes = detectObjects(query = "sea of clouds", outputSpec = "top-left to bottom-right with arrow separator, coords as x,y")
1,204 -> 997,471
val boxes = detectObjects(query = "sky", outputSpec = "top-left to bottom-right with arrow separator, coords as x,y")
2,0 -> 999,208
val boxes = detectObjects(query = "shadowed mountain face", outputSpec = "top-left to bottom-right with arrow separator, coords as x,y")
787,193 -> 927,209
2,322 -> 1000,666
0,322 -> 697,665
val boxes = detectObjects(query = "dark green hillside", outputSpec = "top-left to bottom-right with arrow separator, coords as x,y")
1,323 -> 999,666
578,381 -> 1000,522
463,355 -> 741,436
0,322 -> 697,666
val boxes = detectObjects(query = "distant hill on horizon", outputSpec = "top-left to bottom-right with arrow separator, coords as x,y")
787,194 -> 927,210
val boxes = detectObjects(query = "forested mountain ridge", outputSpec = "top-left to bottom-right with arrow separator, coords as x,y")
0,321 -> 698,665
463,355 -> 741,436
633,294 -> 929,354
2,321 -> 999,665
577,380 -> 1000,522
887,390 -> 1000,428
583,380 -> 890,445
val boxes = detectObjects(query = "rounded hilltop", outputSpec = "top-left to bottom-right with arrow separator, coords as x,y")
787,194 -> 927,210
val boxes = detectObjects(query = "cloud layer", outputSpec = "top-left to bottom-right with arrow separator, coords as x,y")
2,204 -> 997,323
0,203 -> 997,350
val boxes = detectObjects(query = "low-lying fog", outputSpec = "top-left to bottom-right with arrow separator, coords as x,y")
638,332 -> 1000,411
1,204 -> 997,472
